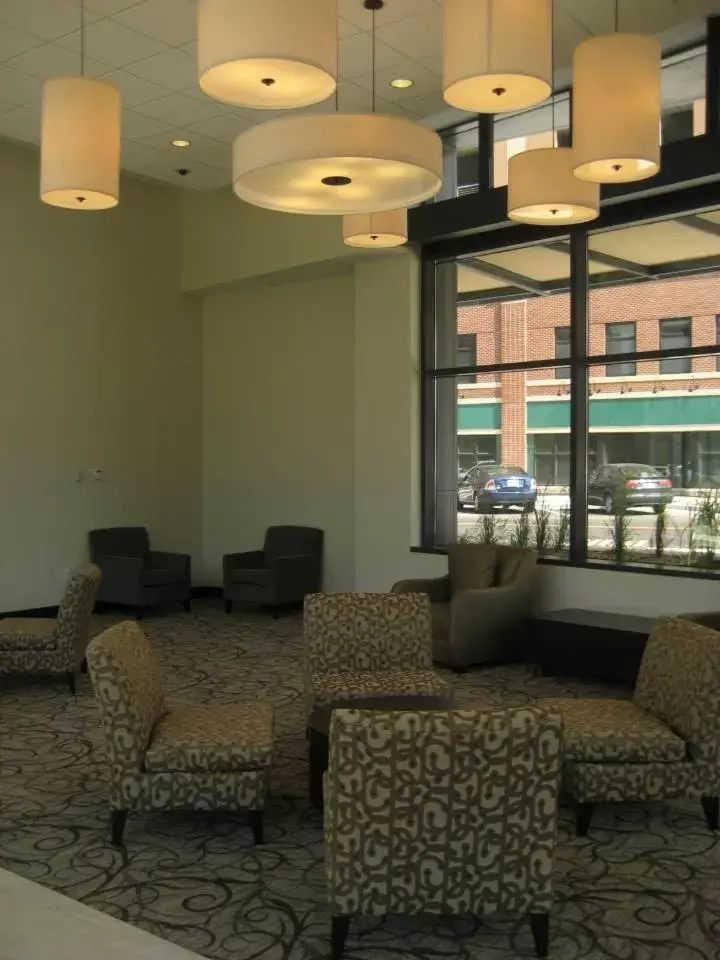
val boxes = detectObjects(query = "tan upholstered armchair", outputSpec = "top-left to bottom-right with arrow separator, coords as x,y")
325,704 -> 563,959
392,544 -> 537,670
87,621 -> 274,845
0,564 -> 101,693
303,592 -> 450,715
539,617 -> 720,836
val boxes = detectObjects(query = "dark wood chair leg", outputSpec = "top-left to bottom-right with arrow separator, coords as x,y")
66,672 -> 76,696
529,912 -> 549,958
248,810 -> 264,845
225,599 -> 232,614
701,796 -> 719,831
110,810 -> 128,846
183,598 -> 191,613
452,665 -> 468,674
575,801 -> 595,837
80,657 -> 88,675
331,916 -> 350,960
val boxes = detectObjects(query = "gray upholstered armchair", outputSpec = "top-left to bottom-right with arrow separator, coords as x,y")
224,526 -> 323,615
392,544 -> 537,670
89,527 -> 191,614
325,703 -> 563,959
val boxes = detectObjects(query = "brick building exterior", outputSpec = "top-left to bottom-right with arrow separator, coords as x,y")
456,274 -> 720,488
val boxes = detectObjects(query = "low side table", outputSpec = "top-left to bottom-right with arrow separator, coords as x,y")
307,694 -> 455,812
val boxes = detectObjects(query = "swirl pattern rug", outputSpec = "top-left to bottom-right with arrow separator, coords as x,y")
1,602 -> 718,959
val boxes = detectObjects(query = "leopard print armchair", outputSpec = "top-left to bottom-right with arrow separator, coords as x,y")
303,592 -> 450,715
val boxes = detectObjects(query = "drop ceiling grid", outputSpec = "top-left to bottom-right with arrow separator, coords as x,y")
0,0 -> 715,190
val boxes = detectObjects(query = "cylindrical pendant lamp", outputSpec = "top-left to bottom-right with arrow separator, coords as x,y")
198,0 -> 337,109
508,147 -> 599,224
233,113 -> 443,215
443,0 -> 552,113
572,34 -> 661,183
343,208 -> 408,247
40,77 -> 121,210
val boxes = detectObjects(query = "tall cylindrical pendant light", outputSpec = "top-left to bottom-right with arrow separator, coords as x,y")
198,0 -> 337,109
343,209 -> 408,247
572,33 -> 661,183
443,0 -> 552,113
508,147 -> 599,224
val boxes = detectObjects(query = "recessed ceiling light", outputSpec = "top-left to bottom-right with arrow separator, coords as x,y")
171,138 -> 191,148
390,77 -> 414,89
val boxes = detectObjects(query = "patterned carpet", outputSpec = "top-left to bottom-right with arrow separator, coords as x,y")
0,602 -> 718,960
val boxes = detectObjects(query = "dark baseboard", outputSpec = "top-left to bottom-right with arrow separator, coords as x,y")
1,586 -> 224,620
0,605 -> 59,619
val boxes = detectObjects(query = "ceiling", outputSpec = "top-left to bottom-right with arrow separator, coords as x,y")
0,0 -> 718,191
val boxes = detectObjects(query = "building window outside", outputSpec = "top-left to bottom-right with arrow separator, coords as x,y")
554,327 -> 570,379
716,314 -> 720,371
456,333 -> 477,384
605,322 -> 637,377
659,318 -> 692,373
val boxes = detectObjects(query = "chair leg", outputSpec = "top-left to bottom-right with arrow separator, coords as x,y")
331,916 -> 350,960
248,810 -> 264,845
110,810 -> 128,846
183,598 -> 191,613
575,802 -> 595,837
701,796 -> 719,831
225,599 -> 232,614
528,912 -> 549,959
66,671 -> 76,696
81,657 -> 88,675
452,664 -> 468,674
273,608 -> 280,620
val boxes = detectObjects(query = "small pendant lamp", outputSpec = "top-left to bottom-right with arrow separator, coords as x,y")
343,209 -> 408,248
572,1 -> 661,184
198,0 -> 337,109
443,0 -> 552,113
40,0 -> 121,210
508,1 -> 599,225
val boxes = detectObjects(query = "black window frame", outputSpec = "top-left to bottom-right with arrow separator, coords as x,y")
605,322 -> 637,377
659,318 -> 692,374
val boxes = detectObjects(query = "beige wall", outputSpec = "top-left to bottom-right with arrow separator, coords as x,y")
201,272 -> 356,591
0,141 -> 201,611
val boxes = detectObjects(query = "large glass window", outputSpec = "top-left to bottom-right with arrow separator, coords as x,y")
423,207 -> 720,575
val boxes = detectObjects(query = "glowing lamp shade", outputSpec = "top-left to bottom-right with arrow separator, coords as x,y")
40,77 -> 121,210
233,114 -> 443,215
198,0 -> 337,109
443,0 -> 552,113
343,209 -> 408,248
573,34 -> 661,184
508,147 -> 599,225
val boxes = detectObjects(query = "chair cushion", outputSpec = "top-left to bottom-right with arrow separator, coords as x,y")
145,701 -> 274,773
310,670 -> 450,708
229,568 -> 273,586
495,547 -> 529,586
538,698 -> 686,763
448,544 -> 496,594
143,567 -> 181,587
0,619 -> 57,650
430,602 -> 450,643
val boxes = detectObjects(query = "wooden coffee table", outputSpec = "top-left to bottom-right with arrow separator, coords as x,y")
307,694 -> 455,811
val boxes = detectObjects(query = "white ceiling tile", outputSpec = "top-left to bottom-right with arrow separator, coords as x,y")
0,0 -> 101,41
337,16 -> 361,38
340,0 -> 438,28
374,11 -> 442,59
0,65 -> 45,104
125,47 -> 196,89
7,43 -> 109,80
98,68 -> 171,105
122,108 -> 174,139
0,101 -> 41,142
0,25 -> 45,61
352,59 -> 439,100
339,33 -> 400,78
140,128 -> 218,152
56,19 -> 170,68
83,0 -> 146,13
115,0 -> 197,47
120,138 -> 169,168
187,113 -> 252,142
190,141 -> 232,168
134,91 -> 224,124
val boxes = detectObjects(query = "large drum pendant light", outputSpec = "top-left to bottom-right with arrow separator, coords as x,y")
343,208 -> 408,248
198,0 -> 337,109
443,0 -> 552,113
40,1 -> 121,210
572,3 -> 661,184
233,0 -> 442,215
508,147 -> 599,224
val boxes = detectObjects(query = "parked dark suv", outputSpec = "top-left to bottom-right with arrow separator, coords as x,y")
459,464 -> 537,513
588,463 -> 673,514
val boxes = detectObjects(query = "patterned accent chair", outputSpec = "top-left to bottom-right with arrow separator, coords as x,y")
325,704 -> 564,959
392,544 -> 538,670
539,617 -> 720,836
0,564 -> 101,694
304,593 -> 450,716
87,621 -> 274,846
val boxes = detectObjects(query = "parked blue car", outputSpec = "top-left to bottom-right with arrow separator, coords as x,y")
458,463 -> 538,513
